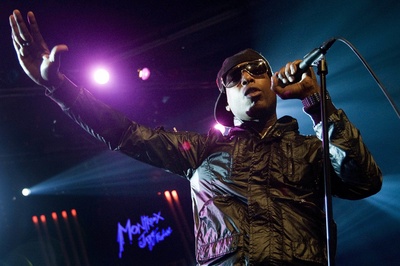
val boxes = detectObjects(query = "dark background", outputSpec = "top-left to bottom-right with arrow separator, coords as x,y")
0,0 -> 399,265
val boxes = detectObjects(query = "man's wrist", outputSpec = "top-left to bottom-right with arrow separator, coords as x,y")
45,74 -> 66,94
301,92 -> 331,110
45,75 -> 81,110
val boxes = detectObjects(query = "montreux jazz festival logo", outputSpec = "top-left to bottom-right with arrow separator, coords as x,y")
117,211 -> 173,258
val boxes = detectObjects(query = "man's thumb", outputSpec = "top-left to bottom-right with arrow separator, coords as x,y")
49,44 -> 69,63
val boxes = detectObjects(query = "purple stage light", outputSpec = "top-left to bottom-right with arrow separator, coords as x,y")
93,68 -> 110,84
138,68 -> 151,81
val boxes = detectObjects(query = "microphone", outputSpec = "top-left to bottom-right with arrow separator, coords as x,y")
298,37 -> 337,72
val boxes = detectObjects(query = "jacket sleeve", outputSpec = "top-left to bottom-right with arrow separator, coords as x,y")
314,109 -> 382,199
46,77 -> 208,178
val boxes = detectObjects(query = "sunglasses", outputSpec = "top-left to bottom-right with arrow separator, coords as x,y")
221,59 -> 270,89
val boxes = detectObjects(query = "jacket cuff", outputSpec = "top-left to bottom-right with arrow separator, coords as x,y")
302,92 -> 337,125
45,75 -> 81,111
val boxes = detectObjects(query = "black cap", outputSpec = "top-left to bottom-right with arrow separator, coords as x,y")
214,49 -> 272,127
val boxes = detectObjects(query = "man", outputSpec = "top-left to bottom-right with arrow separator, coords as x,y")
9,10 -> 382,265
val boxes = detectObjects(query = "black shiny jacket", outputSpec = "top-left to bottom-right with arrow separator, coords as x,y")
49,83 -> 382,265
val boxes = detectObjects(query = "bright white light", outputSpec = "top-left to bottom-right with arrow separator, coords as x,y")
22,188 -> 31,196
214,123 -> 226,134
138,68 -> 151,81
93,68 -> 110,84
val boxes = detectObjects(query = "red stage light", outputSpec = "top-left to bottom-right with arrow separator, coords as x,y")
171,190 -> 179,201
164,190 -> 172,203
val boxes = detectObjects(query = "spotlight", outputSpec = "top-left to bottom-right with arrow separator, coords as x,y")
22,188 -> 31,196
138,68 -> 151,81
93,68 -> 110,84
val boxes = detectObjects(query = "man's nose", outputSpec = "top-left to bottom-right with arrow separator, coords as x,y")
241,70 -> 254,86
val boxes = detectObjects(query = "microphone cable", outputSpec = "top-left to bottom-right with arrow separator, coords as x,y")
334,37 -> 400,119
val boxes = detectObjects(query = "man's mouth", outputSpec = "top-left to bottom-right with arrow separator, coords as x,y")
245,87 -> 261,98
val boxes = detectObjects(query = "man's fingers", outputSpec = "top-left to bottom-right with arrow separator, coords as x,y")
271,73 -> 284,95
27,11 -> 45,45
10,20 -> 28,57
10,10 -> 32,47
13,10 -> 33,44
9,14 -> 21,45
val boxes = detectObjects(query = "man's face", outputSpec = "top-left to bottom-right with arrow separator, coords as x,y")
225,62 -> 277,122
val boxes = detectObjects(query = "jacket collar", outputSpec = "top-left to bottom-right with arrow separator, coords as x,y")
229,116 -> 299,139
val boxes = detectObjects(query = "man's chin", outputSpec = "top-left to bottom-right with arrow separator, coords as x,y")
247,109 -> 274,121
